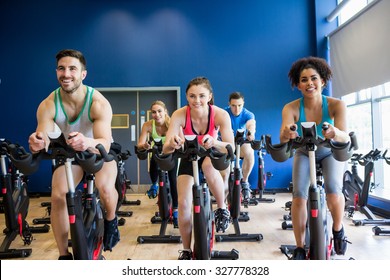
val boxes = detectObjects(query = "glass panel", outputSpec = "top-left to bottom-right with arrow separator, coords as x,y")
342,92 -> 356,106
379,99 -> 390,199
357,88 -> 371,101
346,102 -> 373,151
384,82 -> 390,97
338,0 -> 372,25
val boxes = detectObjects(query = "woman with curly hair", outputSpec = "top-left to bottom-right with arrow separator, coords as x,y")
280,56 -> 350,260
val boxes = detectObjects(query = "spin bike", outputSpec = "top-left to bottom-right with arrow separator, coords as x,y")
215,129 -> 263,242
110,142 -> 138,225
135,138 -> 181,244
32,142 -> 139,226
342,149 -> 386,226
9,132 -> 114,260
266,122 -> 357,260
0,139 -> 50,259
253,135 -> 275,203
157,135 -> 239,260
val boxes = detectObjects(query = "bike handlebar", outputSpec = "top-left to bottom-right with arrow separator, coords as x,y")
265,122 -> 358,163
351,149 -> 384,166
134,137 -> 163,160
235,129 -> 261,150
152,135 -> 234,171
4,133 -> 114,175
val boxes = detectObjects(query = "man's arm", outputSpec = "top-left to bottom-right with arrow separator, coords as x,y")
29,94 -> 56,153
245,119 -> 256,141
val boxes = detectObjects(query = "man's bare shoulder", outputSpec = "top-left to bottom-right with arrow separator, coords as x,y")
38,92 -> 56,110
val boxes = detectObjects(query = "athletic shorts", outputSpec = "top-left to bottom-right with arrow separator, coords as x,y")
292,146 -> 347,199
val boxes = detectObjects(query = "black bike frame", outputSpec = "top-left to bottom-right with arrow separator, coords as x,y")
0,140 -> 49,259
136,139 -> 181,244
215,130 -> 263,243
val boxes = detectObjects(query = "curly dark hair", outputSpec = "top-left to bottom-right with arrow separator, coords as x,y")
288,56 -> 332,88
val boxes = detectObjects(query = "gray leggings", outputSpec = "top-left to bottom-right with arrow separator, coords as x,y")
292,146 -> 347,199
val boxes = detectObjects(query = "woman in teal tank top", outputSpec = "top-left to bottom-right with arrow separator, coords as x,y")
137,101 -> 178,226
279,57 -> 351,260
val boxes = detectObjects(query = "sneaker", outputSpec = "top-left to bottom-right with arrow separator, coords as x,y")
178,249 -> 192,260
241,181 -> 251,201
214,208 -> 231,233
172,210 -> 179,228
146,183 -> 158,199
333,227 -> 350,255
58,252 -> 73,260
103,216 -> 120,252
292,247 -> 306,260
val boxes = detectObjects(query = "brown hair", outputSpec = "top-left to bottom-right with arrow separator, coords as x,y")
56,49 -> 87,70
229,91 -> 245,102
185,76 -> 214,105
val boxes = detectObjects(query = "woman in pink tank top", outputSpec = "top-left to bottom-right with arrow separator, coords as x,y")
163,77 -> 234,260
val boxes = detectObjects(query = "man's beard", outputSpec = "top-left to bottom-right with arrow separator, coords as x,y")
61,80 -> 82,94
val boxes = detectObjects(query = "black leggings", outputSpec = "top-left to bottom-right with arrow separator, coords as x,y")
149,157 -> 179,209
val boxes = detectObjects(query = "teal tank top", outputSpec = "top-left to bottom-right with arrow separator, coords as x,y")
296,95 -> 333,138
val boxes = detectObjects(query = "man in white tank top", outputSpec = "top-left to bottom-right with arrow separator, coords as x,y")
28,49 -> 119,259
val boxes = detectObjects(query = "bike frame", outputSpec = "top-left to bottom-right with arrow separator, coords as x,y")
254,135 -> 275,203
0,141 -> 49,259
160,135 -> 238,260
266,121 -> 356,260
215,130 -> 263,243
136,139 -> 181,244
306,142 -> 330,260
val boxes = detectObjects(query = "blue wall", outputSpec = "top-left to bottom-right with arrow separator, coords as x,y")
0,0 -> 337,193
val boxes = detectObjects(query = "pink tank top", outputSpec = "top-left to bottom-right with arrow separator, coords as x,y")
182,105 -> 218,144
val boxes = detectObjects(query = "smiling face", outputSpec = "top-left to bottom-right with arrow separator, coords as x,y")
151,104 -> 167,125
297,68 -> 325,97
186,84 -> 212,110
56,56 -> 86,94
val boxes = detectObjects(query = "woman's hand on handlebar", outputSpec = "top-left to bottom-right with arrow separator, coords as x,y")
322,122 -> 349,143
28,132 -> 46,153
202,135 -> 214,150
165,135 -> 183,153
138,141 -> 151,151
280,124 -> 298,143
322,122 -> 336,140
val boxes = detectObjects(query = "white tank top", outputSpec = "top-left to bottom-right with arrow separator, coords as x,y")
54,86 -> 94,139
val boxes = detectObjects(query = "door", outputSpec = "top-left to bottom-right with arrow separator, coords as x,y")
99,87 -> 180,188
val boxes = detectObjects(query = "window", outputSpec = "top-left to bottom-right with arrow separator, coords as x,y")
342,83 -> 390,200
338,0 -> 374,25
334,0 -> 390,204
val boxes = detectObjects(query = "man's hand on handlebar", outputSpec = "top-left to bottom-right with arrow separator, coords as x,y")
67,132 -> 91,152
28,132 -> 46,153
